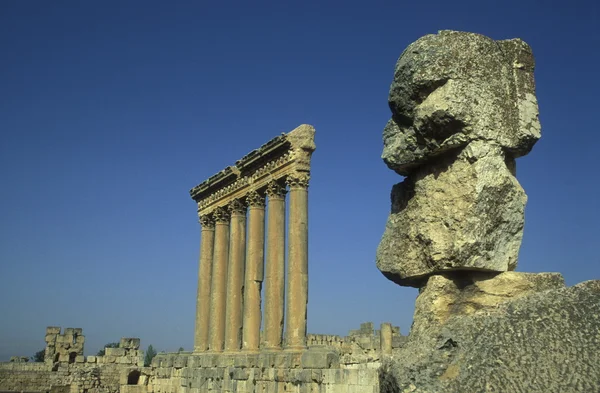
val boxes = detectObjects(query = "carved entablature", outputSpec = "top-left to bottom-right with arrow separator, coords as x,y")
190,124 -> 316,216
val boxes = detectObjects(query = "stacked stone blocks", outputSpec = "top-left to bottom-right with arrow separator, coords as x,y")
44,327 -> 85,364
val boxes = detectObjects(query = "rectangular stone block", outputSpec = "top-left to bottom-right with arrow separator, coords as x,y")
301,349 -> 340,369
75,335 -> 85,344
75,355 -> 85,363
86,356 -> 96,363
46,326 -> 61,335
231,368 -> 249,381
120,337 -> 141,349
360,322 -> 374,335
173,355 -> 188,368
105,347 -> 126,357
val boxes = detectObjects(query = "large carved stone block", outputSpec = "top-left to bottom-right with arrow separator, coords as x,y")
383,30 -> 540,176
378,31 -> 539,286
377,141 -> 527,286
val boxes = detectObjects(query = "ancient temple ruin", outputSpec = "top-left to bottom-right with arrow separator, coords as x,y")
2,30 -> 598,393
190,123 -> 315,353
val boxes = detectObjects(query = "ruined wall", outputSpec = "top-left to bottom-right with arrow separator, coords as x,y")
0,329 -> 144,393
0,362 -> 131,393
147,351 -> 379,393
307,322 -> 407,368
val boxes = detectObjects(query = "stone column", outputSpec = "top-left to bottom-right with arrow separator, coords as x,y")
208,206 -> 230,352
194,214 -> 215,352
380,323 -> 393,355
242,191 -> 266,352
263,180 -> 287,350
285,175 -> 310,349
224,200 -> 246,352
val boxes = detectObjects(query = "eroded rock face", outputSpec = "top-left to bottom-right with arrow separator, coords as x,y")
383,30 -> 540,176
385,279 -> 600,393
377,140 -> 526,287
409,271 -> 565,343
378,31 -> 539,286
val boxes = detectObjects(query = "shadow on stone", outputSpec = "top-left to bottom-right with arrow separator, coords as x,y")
378,358 -> 400,393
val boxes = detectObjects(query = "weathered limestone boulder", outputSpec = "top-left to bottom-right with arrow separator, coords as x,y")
377,140 -> 526,286
378,31 -> 539,285
383,279 -> 600,393
383,30 -> 540,176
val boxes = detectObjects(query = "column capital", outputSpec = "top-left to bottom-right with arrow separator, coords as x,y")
286,174 -> 310,189
246,190 -> 266,208
199,214 -> 215,229
266,180 -> 287,200
228,199 -> 246,216
213,207 -> 231,223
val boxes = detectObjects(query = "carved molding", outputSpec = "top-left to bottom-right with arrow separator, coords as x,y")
228,199 -> 246,215
199,215 -> 215,229
246,190 -> 266,208
266,181 -> 287,200
213,207 -> 231,223
286,174 -> 310,189
190,125 -> 315,215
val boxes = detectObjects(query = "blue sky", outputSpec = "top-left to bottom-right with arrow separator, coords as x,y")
0,0 -> 598,360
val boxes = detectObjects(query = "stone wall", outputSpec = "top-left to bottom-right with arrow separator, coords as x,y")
0,361 -> 134,393
147,350 -> 379,393
0,329 -> 144,393
307,322 -> 407,368
1,327 -> 388,393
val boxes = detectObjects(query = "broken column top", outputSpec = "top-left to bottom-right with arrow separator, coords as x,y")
383,30 -> 540,176
190,124 -> 316,215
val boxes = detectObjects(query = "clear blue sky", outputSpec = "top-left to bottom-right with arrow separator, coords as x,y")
1,1 -> 598,360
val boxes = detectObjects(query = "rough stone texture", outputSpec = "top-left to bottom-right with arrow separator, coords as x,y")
384,279 -> 600,393
378,31 -> 541,286
383,30 -> 540,176
409,271 -> 565,343
44,326 -> 85,365
377,140 -> 527,286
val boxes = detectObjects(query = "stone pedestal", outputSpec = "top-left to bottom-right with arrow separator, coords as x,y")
225,200 -> 246,352
194,215 -> 215,352
209,207 -> 230,352
242,191 -> 266,352
263,181 -> 286,350
285,175 -> 309,349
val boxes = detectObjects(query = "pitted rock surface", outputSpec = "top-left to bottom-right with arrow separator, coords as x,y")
383,30 -> 540,176
386,280 -> 600,393
377,140 -> 526,287
378,31 -> 539,285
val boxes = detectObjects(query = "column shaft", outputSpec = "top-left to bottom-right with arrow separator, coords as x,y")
194,215 -> 215,352
208,207 -> 230,352
242,191 -> 266,352
224,200 -> 246,352
263,181 -> 286,350
285,176 -> 309,349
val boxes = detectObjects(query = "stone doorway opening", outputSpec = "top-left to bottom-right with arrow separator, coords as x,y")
128,370 -> 141,385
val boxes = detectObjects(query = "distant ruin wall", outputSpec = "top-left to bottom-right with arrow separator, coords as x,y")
0,329 -> 144,393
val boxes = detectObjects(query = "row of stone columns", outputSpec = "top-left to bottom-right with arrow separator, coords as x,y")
194,176 -> 309,353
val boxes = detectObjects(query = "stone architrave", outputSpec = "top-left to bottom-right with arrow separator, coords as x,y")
208,206 -> 230,352
285,175 -> 310,350
194,214 -> 215,352
224,199 -> 246,352
242,190 -> 266,352
263,180 -> 287,350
